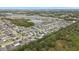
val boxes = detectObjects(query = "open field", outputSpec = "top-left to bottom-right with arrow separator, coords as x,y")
6,18 -> 34,27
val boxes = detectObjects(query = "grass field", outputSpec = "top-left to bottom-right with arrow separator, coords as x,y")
6,18 -> 34,27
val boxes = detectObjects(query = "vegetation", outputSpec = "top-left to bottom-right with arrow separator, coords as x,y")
6,18 -> 34,27
13,21 -> 79,51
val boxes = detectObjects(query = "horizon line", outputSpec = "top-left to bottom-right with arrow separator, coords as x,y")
0,7 -> 79,10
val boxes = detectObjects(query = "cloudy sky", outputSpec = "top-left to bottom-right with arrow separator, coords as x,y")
0,0 -> 79,7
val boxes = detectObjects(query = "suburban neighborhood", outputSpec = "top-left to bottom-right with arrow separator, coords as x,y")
0,10 -> 76,50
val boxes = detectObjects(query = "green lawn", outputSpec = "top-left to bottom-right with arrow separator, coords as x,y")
6,18 -> 34,27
